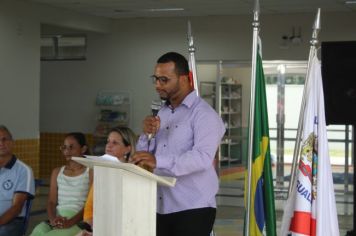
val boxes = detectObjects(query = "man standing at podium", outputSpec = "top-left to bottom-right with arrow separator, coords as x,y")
132,52 -> 225,236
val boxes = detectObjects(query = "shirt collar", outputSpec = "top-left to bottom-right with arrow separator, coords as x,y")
4,155 -> 17,169
180,90 -> 198,108
164,90 -> 197,110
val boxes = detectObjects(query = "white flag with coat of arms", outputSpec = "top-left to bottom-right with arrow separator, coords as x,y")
280,54 -> 339,236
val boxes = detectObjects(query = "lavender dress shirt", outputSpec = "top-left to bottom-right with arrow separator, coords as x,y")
137,91 -> 225,214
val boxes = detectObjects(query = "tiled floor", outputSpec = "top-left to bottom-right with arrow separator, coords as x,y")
26,173 -> 353,236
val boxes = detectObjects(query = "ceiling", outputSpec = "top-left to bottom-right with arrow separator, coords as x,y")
29,0 -> 356,19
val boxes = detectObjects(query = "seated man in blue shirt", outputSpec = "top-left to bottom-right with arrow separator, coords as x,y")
0,125 -> 35,236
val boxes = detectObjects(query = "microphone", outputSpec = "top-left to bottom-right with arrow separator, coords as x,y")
147,100 -> 162,141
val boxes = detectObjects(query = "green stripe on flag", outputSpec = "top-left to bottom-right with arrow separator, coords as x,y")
245,50 -> 277,236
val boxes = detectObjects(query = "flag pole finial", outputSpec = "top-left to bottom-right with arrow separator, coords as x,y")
187,20 -> 199,96
187,21 -> 194,49
253,0 -> 260,22
311,8 -> 321,46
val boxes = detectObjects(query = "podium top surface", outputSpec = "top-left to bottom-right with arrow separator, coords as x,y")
72,156 -> 176,187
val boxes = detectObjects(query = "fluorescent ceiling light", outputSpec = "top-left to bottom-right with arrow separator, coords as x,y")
115,8 -> 184,13
146,8 -> 184,12
345,0 -> 356,4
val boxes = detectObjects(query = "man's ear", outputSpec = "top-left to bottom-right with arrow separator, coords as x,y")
179,74 -> 190,83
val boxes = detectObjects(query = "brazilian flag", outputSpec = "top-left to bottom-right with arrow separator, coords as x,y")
245,48 -> 276,236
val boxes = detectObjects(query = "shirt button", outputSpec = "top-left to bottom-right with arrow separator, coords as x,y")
163,144 -> 166,147
166,126 -> 169,130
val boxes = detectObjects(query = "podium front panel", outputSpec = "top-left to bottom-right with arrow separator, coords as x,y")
93,166 -> 156,236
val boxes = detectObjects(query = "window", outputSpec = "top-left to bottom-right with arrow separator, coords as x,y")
40,35 -> 87,61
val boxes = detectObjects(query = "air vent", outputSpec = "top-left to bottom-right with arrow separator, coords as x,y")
41,34 -> 87,61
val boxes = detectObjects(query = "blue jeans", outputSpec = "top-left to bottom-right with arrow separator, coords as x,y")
0,218 -> 24,236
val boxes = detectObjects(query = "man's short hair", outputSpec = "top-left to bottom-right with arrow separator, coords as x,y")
157,52 -> 189,76
0,125 -> 13,140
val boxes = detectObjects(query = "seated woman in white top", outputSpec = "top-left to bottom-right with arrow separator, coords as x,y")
30,132 -> 93,236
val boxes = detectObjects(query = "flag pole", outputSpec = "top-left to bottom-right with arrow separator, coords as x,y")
187,21 -> 199,96
245,0 -> 260,235
288,8 -> 321,195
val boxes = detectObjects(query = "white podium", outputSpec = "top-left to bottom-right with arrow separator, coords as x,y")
72,156 -> 176,236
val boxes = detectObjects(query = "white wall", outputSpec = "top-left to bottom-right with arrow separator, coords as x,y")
40,12 -> 356,135
0,0 -> 111,138
0,0 -> 40,139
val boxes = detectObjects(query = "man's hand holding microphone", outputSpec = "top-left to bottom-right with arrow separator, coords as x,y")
130,100 -> 162,172
144,115 -> 160,141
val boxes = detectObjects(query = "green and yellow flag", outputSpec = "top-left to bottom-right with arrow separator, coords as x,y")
245,48 -> 277,236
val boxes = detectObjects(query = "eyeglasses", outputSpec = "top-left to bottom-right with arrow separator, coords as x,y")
0,137 -> 12,143
59,145 -> 76,152
150,75 -> 171,85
